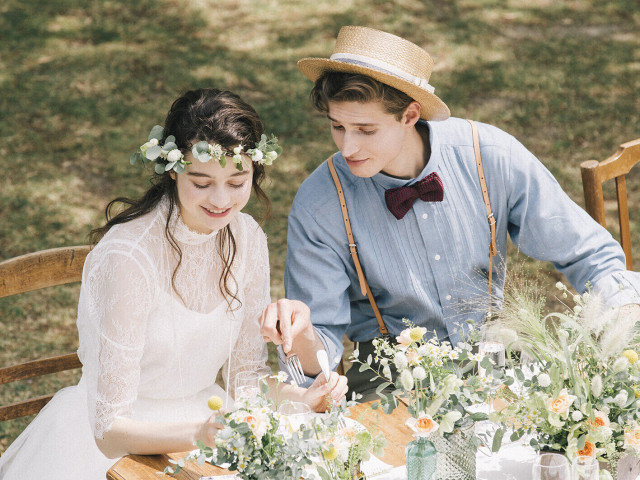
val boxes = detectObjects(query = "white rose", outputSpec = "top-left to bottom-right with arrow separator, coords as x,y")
538,373 -> 551,388
167,149 -> 182,162
250,149 -> 264,162
571,410 -> 583,422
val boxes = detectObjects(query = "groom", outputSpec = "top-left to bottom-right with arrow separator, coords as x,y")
261,26 -> 640,400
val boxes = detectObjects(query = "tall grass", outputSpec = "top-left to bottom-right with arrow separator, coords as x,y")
1,0 -> 638,451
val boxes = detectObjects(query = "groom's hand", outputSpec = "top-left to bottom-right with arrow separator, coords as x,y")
259,299 -> 313,353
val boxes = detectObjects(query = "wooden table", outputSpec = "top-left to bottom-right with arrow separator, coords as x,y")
106,401 -> 412,479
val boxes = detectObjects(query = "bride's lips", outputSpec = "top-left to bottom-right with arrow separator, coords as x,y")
201,205 -> 231,218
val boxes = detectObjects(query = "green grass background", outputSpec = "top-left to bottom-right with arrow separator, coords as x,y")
1,0 -> 638,451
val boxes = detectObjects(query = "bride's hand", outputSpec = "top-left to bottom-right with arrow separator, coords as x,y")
194,412 -> 226,447
260,299 -> 314,353
302,371 -> 348,413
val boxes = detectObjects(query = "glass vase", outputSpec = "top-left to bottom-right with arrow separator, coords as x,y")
600,452 -> 640,480
406,435 -> 436,480
427,428 -> 477,480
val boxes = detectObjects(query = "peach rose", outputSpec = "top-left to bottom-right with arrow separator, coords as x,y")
406,414 -> 439,436
549,389 -> 577,415
587,410 -> 610,429
624,426 -> 640,450
578,439 -> 595,457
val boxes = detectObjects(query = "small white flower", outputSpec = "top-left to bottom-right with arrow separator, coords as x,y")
352,349 -> 359,359
538,373 -> 551,387
613,356 -> 630,373
150,138 -> 159,146
591,374 -> 603,397
250,149 -> 264,162
233,145 -> 243,155
614,391 -> 628,407
413,366 -> 427,381
399,369 -> 414,391
167,149 -> 182,163
571,410 -> 583,421
394,352 -> 408,370
574,305 -> 583,314
573,294 -> 581,303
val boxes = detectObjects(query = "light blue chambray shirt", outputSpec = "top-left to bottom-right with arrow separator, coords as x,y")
284,117 -> 640,376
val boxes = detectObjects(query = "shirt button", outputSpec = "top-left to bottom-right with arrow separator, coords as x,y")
434,254 -> 441,260
422,213 -> 428,219
446,295 -> 452,301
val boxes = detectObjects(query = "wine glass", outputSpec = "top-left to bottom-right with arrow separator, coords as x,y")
572,455 -> 599,480
278,402 -> 312,432
532,453 -> 571,480
234,371 -> 261,403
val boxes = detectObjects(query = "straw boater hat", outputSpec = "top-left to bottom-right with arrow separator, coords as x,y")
297,26 -> 450,121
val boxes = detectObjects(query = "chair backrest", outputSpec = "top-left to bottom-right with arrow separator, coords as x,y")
0,245 -> 90,422
581,138 -> 640,271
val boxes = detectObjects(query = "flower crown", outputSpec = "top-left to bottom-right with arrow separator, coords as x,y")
130,125 -> 282,174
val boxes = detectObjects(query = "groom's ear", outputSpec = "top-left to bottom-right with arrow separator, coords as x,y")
402,101 -> 421,127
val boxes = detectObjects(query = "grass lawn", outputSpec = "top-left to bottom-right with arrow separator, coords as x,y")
1,0 -> 638,451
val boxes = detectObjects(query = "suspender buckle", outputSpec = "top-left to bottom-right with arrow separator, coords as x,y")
487,213 -> 496,226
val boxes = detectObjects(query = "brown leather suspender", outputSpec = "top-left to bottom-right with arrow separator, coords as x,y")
468,119 -> 498,307
327,120 -> 496,335
327,158 -> 388,336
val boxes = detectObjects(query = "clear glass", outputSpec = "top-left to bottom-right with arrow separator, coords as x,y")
533,453 -> 571,480
234,371 -> 261,401
278,402 -> 312,432
406,435 -> 436,480
572,455 -> 599,480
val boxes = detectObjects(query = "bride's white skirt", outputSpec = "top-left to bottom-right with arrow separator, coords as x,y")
0,377 -> 229,480
0,381 -> 117,480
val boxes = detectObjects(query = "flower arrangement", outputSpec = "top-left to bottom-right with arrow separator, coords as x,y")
487,281 -> 640,476
314,408 -> 386,480
163,372 -> 385,480
131,125 -> 282,174
352,320 -> 500,442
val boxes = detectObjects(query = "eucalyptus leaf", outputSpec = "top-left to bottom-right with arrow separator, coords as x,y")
148,125 -> 164,141
492,426 -> 505,452
146,145 -> 162,160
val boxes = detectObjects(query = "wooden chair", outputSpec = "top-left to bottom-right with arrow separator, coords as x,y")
0,245 -> 90,422
581,138 -> 640,270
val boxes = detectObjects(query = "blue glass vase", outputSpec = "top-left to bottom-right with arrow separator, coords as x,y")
406,435 -> 436,480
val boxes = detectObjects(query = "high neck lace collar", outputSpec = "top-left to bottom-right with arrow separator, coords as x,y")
160,197 -> 219,245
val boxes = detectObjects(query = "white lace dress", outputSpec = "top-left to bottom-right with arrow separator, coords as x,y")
0,197 -> 271,480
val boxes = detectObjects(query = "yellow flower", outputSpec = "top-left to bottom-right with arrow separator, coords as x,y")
208,395 -> 223,411
323,445 -> 338,461
623,350 -> 639,365
409,327 -> 427,342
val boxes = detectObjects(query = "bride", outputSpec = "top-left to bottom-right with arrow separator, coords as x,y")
0,88 -> 347,479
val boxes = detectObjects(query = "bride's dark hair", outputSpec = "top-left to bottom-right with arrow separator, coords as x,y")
89,88 -> 270,308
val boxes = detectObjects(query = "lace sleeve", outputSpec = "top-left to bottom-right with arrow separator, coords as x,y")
224,220 -> 271,398
85,249 -> 155,439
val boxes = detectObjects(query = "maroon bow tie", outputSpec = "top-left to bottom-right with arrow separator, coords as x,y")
384,172 -> 444,219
